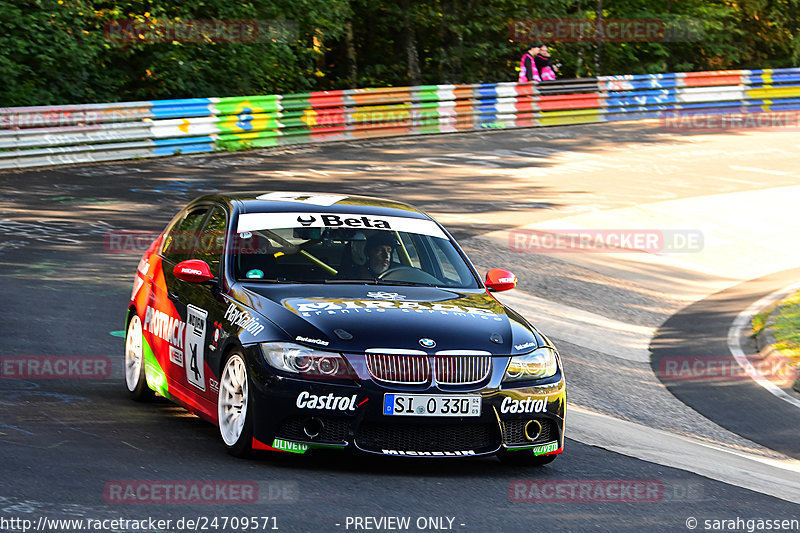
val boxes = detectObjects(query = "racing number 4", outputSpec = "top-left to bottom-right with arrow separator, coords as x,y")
189,344 -> 201,382
184,305 -> 208,391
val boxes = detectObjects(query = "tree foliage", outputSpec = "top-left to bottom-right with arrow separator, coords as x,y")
1,0 -> 798,106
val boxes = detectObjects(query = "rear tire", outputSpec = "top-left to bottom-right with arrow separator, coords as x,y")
125,313 -> 154,402
218,351 -> 254,458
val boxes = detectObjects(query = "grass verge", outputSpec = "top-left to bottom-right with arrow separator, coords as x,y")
754,290 -> 800,365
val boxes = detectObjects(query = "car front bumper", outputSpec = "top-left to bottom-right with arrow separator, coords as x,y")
245,348 -> 566,457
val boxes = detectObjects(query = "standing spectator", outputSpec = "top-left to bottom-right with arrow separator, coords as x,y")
518,44 -> 541,83
535,44 -> 560,81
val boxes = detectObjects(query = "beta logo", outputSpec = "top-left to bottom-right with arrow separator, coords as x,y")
320,214 -> 390,229
296,391 -> 357,411
500,396 -> 548,414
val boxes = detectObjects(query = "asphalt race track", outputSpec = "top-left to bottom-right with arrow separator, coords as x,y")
651,267 -> 800,459
2,122 -> 800,532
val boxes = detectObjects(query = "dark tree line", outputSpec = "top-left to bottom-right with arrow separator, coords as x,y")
1,0 -> 799,106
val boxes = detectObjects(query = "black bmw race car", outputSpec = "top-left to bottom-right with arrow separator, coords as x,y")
125,192 -> 566,465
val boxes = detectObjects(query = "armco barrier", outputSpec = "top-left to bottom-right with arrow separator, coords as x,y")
1,67 -> 799,169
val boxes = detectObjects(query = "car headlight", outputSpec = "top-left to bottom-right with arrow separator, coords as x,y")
260,342 -> 357,380
503,347 -> 559,382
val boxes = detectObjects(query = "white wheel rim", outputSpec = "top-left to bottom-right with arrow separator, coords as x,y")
218,354 -> 249,446
125,314 -> 144,392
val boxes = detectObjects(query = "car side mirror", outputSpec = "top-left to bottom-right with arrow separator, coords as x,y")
174,259 -> 215,283
485,268 -> 517,292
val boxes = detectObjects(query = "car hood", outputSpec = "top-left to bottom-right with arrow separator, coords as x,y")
237,284 -> 542,355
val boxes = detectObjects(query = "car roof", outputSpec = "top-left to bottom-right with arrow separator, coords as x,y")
193,191 -> 431,220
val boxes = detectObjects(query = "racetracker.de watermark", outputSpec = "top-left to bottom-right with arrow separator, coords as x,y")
509,18 -> 704,43
104,230 -> 161,254
657,356 -> 799,383
0,515 -> 280,532
1,356 -> 112,379
662,111 -> 800,132
106,230 -> 282,255
509,479 -> 704,503
508,229 -> 704,254
104,480 -> 298,504
104,19 -> 297,44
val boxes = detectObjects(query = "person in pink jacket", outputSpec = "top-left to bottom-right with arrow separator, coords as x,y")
518,44 -> 541,83
534,44 -> 560,81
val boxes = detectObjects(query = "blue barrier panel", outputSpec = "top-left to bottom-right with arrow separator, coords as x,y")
151,99 -> 214,119
151,136 -> 216,156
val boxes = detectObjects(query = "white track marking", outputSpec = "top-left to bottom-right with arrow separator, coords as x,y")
729,165 -> 789,176
727,283 -> 800,410
569,405 -> 800,504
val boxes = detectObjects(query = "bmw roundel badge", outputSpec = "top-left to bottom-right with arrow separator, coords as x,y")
419,338 -> 436,348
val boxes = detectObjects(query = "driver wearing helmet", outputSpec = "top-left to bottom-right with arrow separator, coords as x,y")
362,232 -> 399,278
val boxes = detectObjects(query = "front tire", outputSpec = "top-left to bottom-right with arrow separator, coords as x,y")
125,313 -> 154,402
218,352 -> 254,458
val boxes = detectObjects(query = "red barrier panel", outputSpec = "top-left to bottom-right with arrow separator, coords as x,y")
682,71 -> 744,87
537,93 -> 602,111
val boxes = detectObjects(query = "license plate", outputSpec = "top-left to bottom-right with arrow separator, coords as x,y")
383,394 -> 481,417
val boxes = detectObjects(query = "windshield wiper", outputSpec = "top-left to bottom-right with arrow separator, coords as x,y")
323,279 -> 379,284
240,278 -> 316,284
375,280 -> 433,287
325,279 -> 437,287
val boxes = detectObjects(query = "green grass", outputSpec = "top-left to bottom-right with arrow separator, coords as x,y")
751,309 -> 771,337
762,290 -> 800,363
215,140 -> 254,152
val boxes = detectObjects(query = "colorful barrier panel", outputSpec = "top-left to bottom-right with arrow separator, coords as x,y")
1,67 -> 799,169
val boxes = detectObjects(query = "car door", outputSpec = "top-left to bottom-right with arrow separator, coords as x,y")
162,204 -> 230,414
141,205 -> 208,395
157,205 -> 211,411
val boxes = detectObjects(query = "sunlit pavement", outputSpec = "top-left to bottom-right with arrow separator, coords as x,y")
2,122 -> 800,529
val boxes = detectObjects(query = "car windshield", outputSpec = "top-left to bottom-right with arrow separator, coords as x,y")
231,213 -> 479,288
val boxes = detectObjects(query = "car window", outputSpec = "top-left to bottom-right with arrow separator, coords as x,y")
430,238 -> 473,286
231,220 -> 479,288
161,207 -> 209,264
194,206 -> 227,277
397,231 -> 422,268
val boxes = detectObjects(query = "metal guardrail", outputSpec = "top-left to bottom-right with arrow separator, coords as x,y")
1,68 -> 799,169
